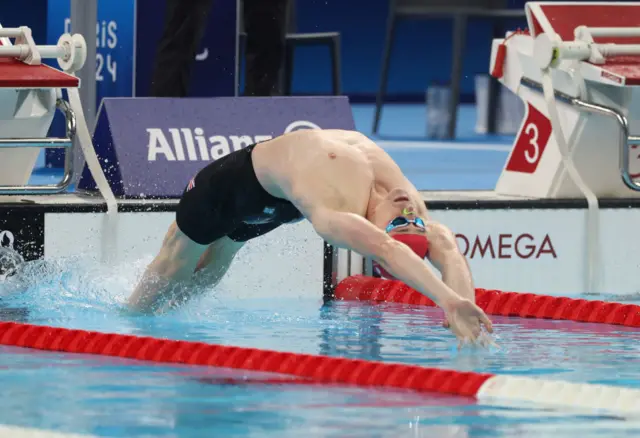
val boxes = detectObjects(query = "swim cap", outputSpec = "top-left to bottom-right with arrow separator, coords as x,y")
372,234 -> 429,280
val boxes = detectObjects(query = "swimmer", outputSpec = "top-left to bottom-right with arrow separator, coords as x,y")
129,129 -> 492,344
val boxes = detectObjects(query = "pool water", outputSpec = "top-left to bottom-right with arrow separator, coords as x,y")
1,258 -> 640,437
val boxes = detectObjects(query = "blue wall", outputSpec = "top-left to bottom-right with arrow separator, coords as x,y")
290,0 -> 528,101
0,0 -> 529,102
0,0 -> 47,44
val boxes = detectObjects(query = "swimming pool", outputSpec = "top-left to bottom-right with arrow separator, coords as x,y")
0,257 -> 639,437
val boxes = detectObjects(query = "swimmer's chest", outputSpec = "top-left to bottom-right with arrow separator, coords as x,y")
290,149 -> 374,214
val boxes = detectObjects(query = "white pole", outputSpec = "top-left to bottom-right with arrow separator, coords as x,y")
0,28 -> 25,38
70,0 -> 97,186
586,27 -> 640,38
0,45 -> 65,59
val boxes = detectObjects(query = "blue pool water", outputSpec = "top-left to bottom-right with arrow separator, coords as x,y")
1,257 -> 640,437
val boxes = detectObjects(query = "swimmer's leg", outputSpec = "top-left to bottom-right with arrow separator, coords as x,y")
192,236 -> 245,289
158,236 -> 244,312
128,221 -> 245,313
128,221 -> 210,313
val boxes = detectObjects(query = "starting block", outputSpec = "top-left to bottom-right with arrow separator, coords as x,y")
0,24 -> 119,264
493,1 -> 640,198
0,25 -> 84,192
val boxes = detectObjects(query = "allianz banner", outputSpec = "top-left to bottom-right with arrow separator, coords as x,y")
78,97 -> 355,198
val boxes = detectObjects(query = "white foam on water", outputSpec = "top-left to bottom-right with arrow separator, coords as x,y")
0,246 -> 24,281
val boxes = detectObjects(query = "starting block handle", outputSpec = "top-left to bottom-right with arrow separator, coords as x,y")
0,26 -> 86,73
0,99 -> 76,195
521,77 -> 640,192
535,27 -> 640,68
581,27 -> 640,38
0,138 -> 73,149
0,28 -> 23,39
0,45 -> 65,60
0,138 -> 72,148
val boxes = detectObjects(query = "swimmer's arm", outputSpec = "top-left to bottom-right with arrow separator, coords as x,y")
425,222 -> 476,304
307,207 -> 462,310
128,222 -> 208,313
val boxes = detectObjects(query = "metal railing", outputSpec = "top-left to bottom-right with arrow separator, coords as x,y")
521,77 -> 640,192
0,98 -> 76,195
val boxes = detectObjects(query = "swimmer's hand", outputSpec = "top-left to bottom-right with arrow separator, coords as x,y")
443,298 -> 493,348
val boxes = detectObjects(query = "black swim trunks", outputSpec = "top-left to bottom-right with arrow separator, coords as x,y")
176,144 -> 304,245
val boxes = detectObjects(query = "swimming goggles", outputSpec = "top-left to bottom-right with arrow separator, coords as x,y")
385,216 -> 426,233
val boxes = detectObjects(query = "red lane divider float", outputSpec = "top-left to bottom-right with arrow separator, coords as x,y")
0,321 -> 491,397
334,275 -> 640,328
1,314 -> 639,412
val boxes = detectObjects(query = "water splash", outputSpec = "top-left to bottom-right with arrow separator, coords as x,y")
0,247 -> 24,282
0,255 -> 150,325
0,253 -> 235,330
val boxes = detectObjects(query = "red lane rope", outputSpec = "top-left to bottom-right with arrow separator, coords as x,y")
335,275 -> 640,328
195,376 -> 315,386
0,321 -> 492,397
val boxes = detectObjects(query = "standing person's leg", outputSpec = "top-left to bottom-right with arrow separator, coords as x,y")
243,0 -> 290,96
150,0 -> 214,97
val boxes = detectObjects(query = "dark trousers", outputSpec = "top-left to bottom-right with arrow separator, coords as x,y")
150,0 -> 289,97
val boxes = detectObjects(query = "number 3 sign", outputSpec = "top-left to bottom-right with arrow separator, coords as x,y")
506,103 -> 552,174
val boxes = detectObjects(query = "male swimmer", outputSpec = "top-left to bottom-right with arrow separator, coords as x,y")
129,129 -> 493,344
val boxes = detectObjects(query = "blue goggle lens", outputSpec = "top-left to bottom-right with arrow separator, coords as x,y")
386,217 -> 426,233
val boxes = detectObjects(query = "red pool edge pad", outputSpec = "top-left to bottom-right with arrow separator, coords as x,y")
335,275 -> 640,327
0,321 -> 492,398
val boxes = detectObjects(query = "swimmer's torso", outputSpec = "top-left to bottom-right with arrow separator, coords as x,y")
251,129 -> 428,220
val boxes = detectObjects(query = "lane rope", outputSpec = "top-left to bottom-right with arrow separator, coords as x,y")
335,275 -> 640,328
0,320 -> 489,396
0,320 -> 639,413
